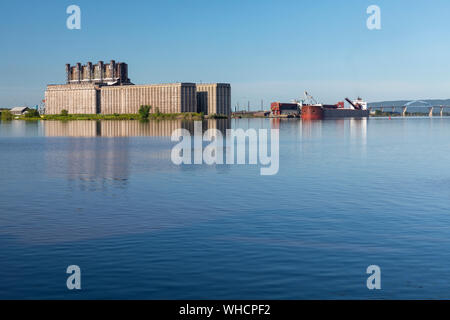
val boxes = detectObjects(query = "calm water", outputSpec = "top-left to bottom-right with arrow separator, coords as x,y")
1,118 -> 450,299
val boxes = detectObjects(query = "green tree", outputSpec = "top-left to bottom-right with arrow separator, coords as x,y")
61,109 -> 69,116
139,105 -> 152,120
1,110 -> 13,121
25,109 -> 40,118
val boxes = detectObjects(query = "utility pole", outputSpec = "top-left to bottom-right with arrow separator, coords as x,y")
248,101 -> 250,112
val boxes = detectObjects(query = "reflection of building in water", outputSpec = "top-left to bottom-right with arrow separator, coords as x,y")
45,120 -> 99,137
1,120 -> 44,137
270,118 -> 282,131
44,120 -> 231,137
44,120 -> 233,189
43,135 -> 131,191
203,118 -> 231,139
44,120 -> 186,137
101,120 -> 191,137
66,138 -> 130,191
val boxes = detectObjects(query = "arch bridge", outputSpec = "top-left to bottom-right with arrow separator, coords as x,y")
369,100 -> 449,117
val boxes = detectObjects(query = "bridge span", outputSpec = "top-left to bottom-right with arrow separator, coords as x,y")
369,101 -> 450,117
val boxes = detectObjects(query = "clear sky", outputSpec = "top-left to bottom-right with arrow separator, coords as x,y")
1,0 -> 450,109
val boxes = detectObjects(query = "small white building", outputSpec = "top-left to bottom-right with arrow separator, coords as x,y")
10,107 -> 30,115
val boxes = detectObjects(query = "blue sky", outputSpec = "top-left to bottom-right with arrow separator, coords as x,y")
1,0 -> 450,109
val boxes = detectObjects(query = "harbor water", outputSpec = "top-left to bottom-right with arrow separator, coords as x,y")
1,118 -> 450,299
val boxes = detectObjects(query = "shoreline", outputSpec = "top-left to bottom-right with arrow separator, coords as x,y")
1,112 -> 449,122
0,112 -> 230,121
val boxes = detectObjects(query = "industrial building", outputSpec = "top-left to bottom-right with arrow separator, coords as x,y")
45,60 -> 231,116
100,83 -> 197,114
270,102 -> 300,116
196,83 -> 231,116
45,83 -> 99,114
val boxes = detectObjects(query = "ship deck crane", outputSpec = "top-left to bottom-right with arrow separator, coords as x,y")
345,97 -> 362,110
303,91 -> 319,105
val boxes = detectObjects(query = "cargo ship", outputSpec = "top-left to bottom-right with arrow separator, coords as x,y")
300,92 -> 369,120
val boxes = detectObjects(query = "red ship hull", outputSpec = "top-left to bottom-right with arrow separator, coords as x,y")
301,105 -> 324,120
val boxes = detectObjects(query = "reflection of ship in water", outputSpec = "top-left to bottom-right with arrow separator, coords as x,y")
300,118 -> 367,140
44,119 -> 231,137
269,117 -> 367,143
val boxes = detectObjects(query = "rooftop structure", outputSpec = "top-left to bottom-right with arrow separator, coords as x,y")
65,60 -> 131,85
10,107 -> 30,115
